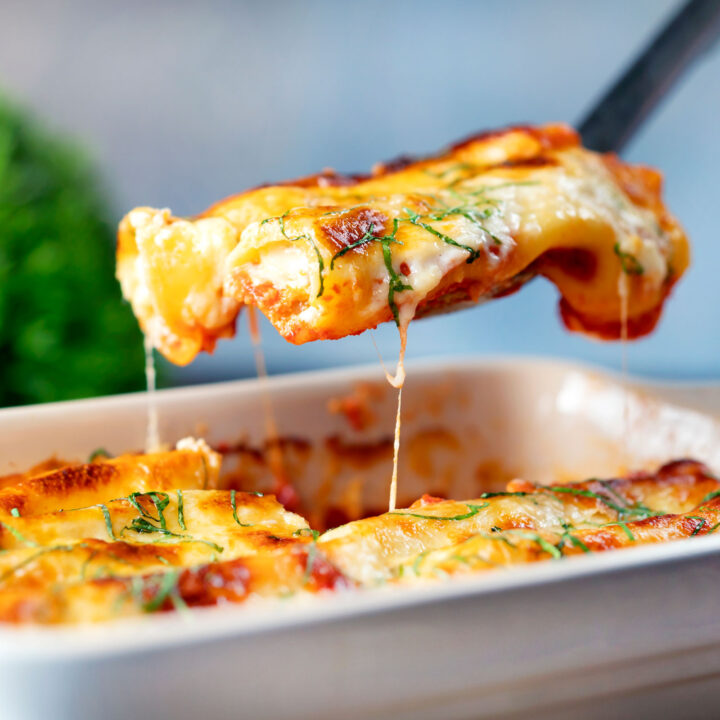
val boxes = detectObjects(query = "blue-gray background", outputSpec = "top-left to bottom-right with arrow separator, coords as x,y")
1,0 -> 716,383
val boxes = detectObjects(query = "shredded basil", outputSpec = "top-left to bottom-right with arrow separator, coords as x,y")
480,491 -> 530,499
614,243 -> 644,275
301,537 -> 318,586
127,491 -> 170,529
123,494 -> 223,553
479,532 -> 517,549
505,530 -> 561,559
293,527 -> 320,541
403,207 -> 481,260
88,447 -> 111,462
560,523 -> 592,553
699,489 -> 720,506
262,210 -> 325,297
141,570 -> 180,613
0,543 -> 76,583
176,490 -> 186,531
153,536 -> 224,554
608,521 -> 636,541
392,502 -> 488,522
230,489 -> 252,527
688,516 -> 707,536
97,504 -> 116,540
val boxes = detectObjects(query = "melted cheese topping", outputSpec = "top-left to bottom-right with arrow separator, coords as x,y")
0,453 -> 717,624
117,124 -> 689,365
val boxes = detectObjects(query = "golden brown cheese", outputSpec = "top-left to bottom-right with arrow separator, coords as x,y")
0,443 -> 348,623
0,490 -> 308,553
0,545 -> 350,624
401,462 -> 720,581
117,124 -> 689,364
0,438 -> 219,518
319,459 -> 719,583
1,456 -> 717,624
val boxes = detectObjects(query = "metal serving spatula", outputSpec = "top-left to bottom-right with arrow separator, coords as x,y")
579,0 -> 720,153
423,0 -> 720,317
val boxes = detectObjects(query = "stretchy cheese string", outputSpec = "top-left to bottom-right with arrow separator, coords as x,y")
371,318 -> 409,511
143,333 -> 161,453
618,271 -> 630,466
247,308 -> 287,488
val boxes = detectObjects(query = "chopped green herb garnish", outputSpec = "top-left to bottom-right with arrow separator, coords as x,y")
608,521 -> 636,541
123,495 -> 223,553
262,210 -> 325,297
560,523 -> 592,553
301,536 -> 319,586
597,480 -> 631,508
9,508 -> 20,518
98,504 -> 116,541
127,491 -> 171,530
0,521 -> 38,547
329,224 -> 377,269
479,532 -> 517,548
698,489 -> 720,506
688,516 -> 707,536
0,543 -> 76,583
293,527 -> 320,541
142,570 -> 180,613
549,486 -> 624,509
480,491 -> 530,499
614,243 -> 644,275
404,208 -> 481,261
230,489 -> 252,527
177,490 -> 186,531
127,517 -> 170,535
392,502 -> 488,522
88,448 -> 111,462
505,530 -> 561,559
547,485 -> 659,520
154,536 -> 224,554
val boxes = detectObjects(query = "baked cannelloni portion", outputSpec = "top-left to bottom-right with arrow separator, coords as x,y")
1,455 -> 718,624
319,459 -> 719,583
117,124 -> 688,364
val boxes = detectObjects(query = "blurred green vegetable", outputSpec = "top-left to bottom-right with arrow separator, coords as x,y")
0,94 -> 145,405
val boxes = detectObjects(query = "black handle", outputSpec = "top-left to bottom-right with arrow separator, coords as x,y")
579,0 -> 720,153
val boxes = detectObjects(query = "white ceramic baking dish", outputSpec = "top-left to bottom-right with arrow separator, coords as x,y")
2,357 -> 720,720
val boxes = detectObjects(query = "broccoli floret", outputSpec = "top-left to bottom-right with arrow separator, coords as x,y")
0,95 -> 145,405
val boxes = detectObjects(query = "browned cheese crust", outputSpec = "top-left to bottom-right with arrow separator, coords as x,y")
0,451 -> 716,624
117,124 -> 689,364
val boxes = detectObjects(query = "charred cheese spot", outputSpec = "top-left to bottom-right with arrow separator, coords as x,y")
320,207 -> 388,253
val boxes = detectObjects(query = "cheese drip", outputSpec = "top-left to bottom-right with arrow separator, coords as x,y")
247,308 -> 288,490
143,333 -> 161,453
618,271 -> 630,465
371,315 -> 410,511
